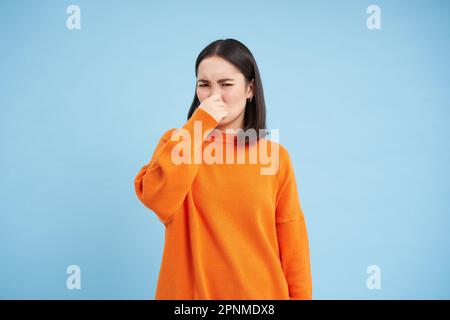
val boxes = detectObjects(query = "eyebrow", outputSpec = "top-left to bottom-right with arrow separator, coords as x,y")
197,78 -> 235,83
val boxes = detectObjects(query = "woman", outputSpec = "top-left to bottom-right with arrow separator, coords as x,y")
134,39 -> 312,300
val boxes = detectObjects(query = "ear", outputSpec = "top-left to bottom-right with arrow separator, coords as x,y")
247,78 -> 255,98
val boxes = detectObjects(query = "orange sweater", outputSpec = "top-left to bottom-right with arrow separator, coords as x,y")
134,107 -> 312,300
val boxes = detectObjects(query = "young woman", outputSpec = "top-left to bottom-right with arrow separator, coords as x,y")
134,39 -> 312,300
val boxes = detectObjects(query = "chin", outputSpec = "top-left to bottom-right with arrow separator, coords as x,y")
218,118 -> 232,127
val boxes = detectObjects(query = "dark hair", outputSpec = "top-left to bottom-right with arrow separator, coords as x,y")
187,39 -> 267,141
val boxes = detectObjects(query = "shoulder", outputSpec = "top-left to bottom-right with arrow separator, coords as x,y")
159,127 -> 178,142
257,137 -> 294,178
258,137 -> 293,163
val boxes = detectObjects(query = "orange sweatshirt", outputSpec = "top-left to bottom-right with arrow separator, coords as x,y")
134,107 -> 312,300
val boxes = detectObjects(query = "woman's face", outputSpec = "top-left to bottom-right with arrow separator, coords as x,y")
196,56 -> 254,131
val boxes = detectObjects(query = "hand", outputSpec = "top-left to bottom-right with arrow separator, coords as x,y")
198,94 -> 228,122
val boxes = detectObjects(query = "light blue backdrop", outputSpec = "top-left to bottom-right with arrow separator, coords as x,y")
1,0 -> 449,299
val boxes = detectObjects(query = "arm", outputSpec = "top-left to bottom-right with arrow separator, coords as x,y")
275,150 -> 313,300
134,107 -> 218,225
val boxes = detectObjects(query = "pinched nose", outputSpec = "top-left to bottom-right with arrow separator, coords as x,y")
209,92 -> 223,101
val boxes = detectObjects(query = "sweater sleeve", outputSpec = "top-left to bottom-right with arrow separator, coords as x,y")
134,107 -> 219,225
275,148 -> 313,300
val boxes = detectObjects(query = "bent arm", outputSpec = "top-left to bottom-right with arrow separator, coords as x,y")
134,107 -> 218,224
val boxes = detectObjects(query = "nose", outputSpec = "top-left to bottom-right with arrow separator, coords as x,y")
210,85 -> 222,99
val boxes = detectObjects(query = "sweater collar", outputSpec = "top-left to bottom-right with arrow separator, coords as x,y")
206,128 -> 259,146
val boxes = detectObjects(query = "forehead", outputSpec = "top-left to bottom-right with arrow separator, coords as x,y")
197,56 -> 242,79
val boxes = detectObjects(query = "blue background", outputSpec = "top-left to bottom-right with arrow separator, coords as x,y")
1,0 -> 449,299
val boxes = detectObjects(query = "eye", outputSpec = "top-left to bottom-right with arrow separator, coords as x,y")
198,83 -> 234,87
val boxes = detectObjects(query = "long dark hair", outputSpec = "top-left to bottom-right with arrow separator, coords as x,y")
187,39 -> 267,140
